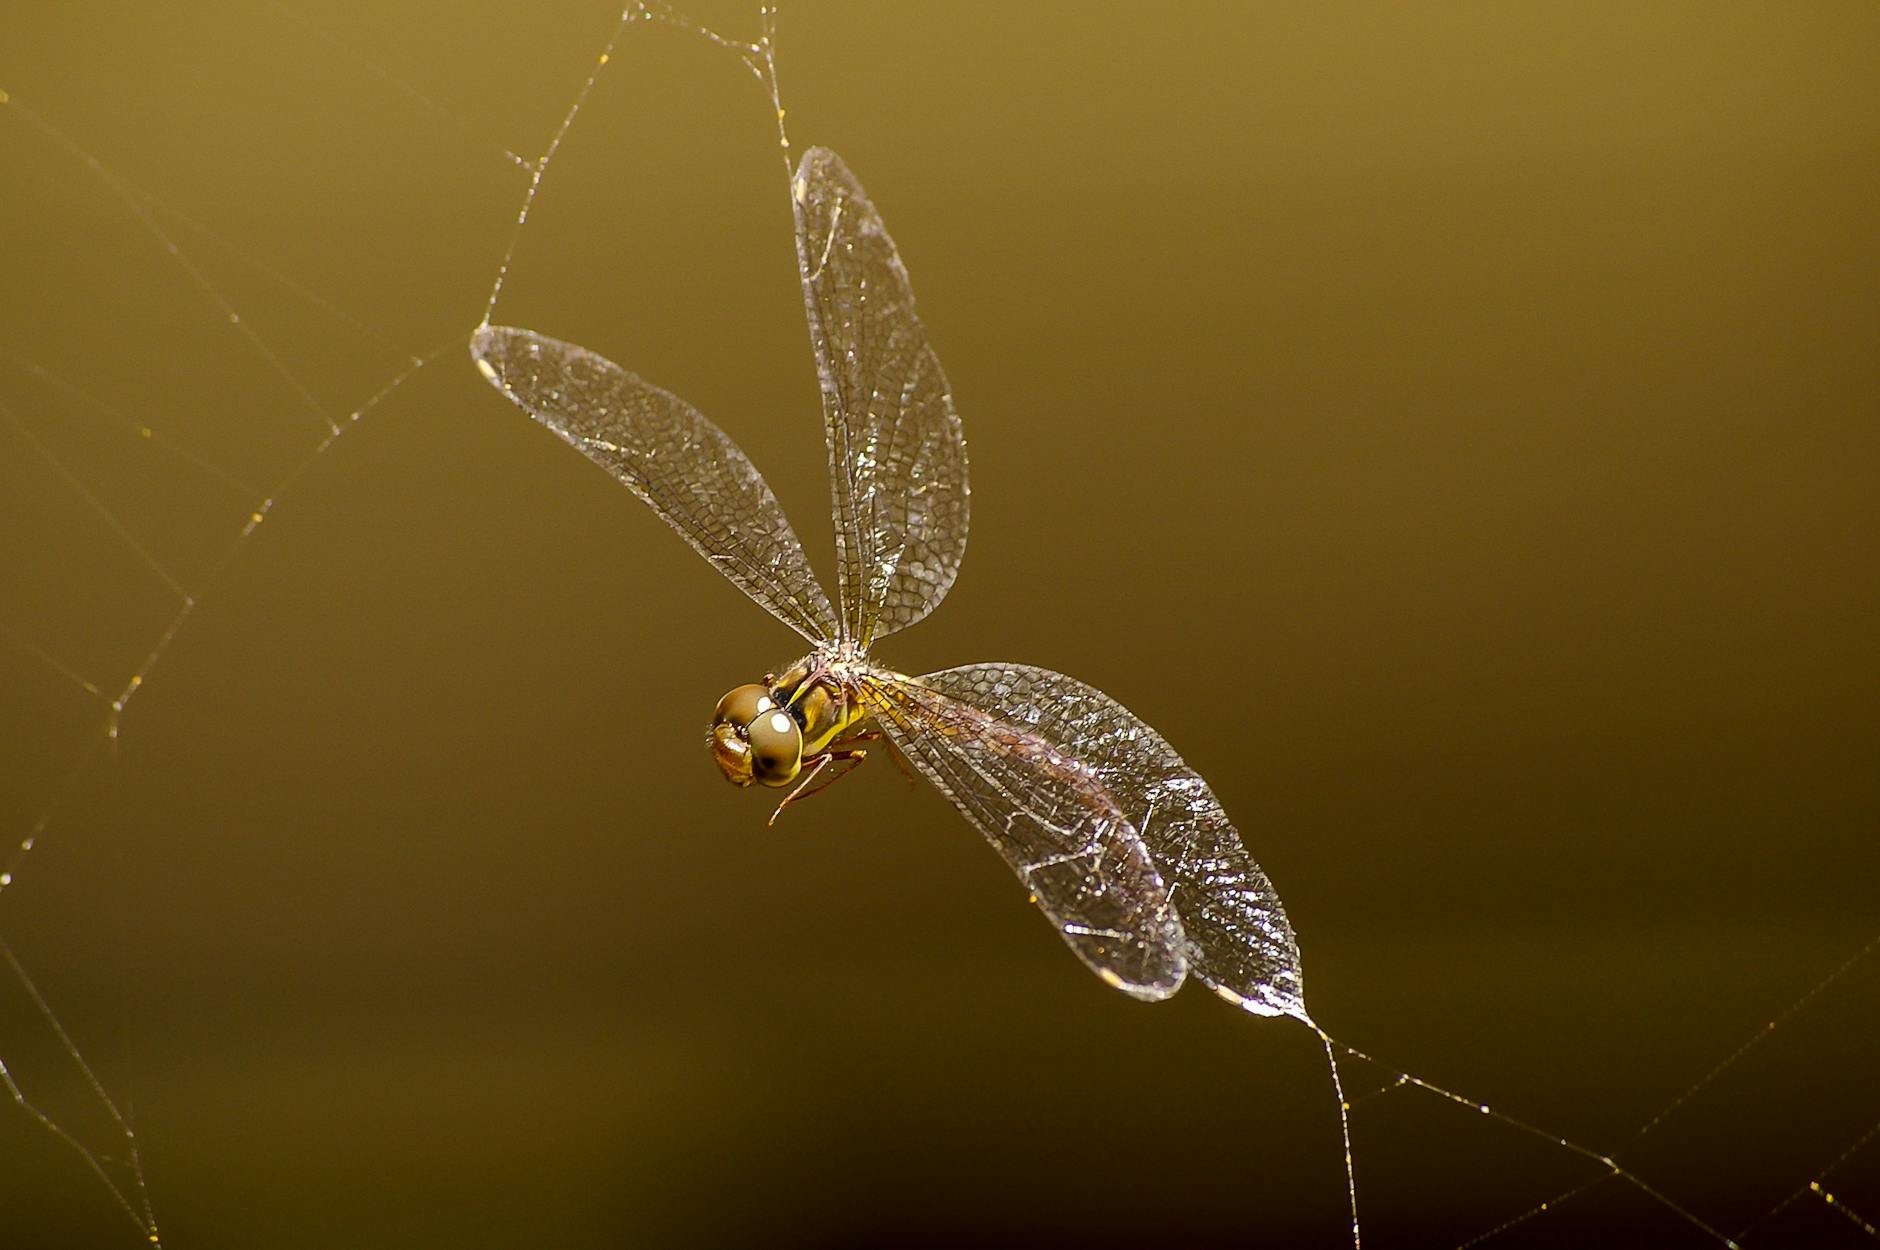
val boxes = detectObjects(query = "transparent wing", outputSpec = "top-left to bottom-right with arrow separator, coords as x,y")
792,147 -> 969,648
856,667 -> 1187,1000
909,664 -> 1305,1020
472,325 -> 838,644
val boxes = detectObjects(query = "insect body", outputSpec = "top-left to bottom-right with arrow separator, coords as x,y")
473,145 -> 1307,1021
709,650 -> 876,817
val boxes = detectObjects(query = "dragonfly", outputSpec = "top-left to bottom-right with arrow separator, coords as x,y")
472,146 -> 1305,1020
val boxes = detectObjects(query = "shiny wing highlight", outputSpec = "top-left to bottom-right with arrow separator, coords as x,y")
472,325 -> 837,643
911,664 -> 1305,1020
791,147 -> 969,649
857,667 -> 1187,1000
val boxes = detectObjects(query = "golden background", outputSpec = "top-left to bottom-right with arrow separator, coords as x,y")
2,3 -> 1876,1246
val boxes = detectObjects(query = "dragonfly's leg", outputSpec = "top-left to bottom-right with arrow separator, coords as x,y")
875,732 -> 919,788
767,748 -> 867,826
768,754 -> 829,826
824,727 -> 918,788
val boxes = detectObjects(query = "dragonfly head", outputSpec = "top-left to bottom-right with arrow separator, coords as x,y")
709,683 -> 803,788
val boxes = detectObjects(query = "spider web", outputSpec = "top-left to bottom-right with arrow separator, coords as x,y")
2,4 -> 1876,1247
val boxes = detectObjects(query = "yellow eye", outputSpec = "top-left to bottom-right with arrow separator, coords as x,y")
713,683 -> 774,728
746,709 -> 803,787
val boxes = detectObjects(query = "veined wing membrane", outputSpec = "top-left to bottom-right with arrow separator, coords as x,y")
792,148 -> 968,648
858,668 -> 1187,1000
472,326 -> 837,644
917,665 -> 1305,1019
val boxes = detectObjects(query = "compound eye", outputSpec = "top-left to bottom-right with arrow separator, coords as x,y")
745,708 -> 803,787
713,683 -> 774,729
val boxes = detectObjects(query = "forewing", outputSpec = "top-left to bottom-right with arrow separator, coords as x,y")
857,669 -> 1187,1000
473,325 -> 837,643
792,147 -> 968,648
915,665 -> 1305,1020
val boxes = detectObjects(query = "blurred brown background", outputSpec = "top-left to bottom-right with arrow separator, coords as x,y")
2,3 -> 1876,1246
